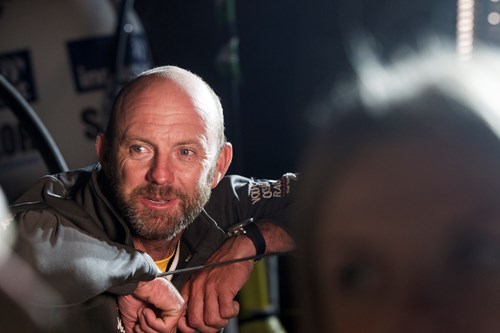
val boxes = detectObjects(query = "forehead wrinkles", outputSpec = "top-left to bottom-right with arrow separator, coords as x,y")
114,78 -> 219,157
117,79 -> 195,124
124,77 -> 218,123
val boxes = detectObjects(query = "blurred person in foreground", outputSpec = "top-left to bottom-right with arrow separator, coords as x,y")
0,186 -> 60,333
295,43 -> 500,332
7,66 -> 296,333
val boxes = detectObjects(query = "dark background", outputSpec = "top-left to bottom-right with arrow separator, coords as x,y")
133,0 -> 458,179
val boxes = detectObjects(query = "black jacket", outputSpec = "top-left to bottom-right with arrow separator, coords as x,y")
9,163 -> 296,332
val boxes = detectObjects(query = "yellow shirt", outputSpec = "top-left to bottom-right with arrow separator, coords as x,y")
155,242 -> 180,272
154,251 -> 175,272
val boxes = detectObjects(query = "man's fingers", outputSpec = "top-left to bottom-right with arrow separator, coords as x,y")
203,292 -> 229,329
139,306 -> 184,333
185,290 -> 205,329
137,308 -> 162,333
179,283 -> 199,333
217,289 -> 240,319
177,314 -> 197,333
182,288 -> 227,333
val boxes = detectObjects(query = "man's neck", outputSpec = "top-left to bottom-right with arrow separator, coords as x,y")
133,233 -> 183,261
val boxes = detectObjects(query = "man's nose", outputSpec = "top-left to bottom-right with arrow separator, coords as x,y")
147,154 -> 175,185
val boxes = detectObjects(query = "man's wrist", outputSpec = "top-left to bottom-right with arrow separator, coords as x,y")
227,218 -> 266,256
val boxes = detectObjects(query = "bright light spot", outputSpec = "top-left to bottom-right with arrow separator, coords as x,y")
456,0 -> 475,60
488,12 -> 500,25
124,23 -> 134,33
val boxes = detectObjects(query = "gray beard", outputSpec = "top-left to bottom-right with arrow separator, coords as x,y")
111,175 -> 212,241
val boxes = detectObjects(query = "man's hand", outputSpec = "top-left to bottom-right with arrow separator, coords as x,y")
178,235 -> 255,333
118,277 -> 186,333
178,221 -> 295,333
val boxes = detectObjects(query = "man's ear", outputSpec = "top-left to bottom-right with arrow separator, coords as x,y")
211,142 -> 233,188
96,133 -> 109,166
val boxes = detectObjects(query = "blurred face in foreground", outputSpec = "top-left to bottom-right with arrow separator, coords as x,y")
313,134 -> 500,332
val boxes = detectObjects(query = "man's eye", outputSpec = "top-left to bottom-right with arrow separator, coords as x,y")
180,148 -> 192,156
129,145 -> 147,155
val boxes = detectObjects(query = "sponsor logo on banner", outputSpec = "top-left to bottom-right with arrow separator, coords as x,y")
67,34 -> 151,93
0,49 -> 37,105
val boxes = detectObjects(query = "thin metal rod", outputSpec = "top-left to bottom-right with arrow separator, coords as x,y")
156,252 -> 290,277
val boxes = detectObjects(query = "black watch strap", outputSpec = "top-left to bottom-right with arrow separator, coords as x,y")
227,218 -> 266,256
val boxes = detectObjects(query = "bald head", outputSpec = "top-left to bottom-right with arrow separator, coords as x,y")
106,66 -> 226,149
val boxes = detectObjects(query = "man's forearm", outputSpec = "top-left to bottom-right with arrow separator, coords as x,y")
256,220 -> 296,254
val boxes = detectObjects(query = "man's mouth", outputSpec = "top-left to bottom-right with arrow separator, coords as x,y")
141,196 -> 177,208
149,198 -> 170,204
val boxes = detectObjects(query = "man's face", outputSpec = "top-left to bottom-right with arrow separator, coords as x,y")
313,135 -> 500,332
106,79 -> 219,241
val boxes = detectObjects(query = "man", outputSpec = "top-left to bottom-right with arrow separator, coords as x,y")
8,66 -> 296,332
